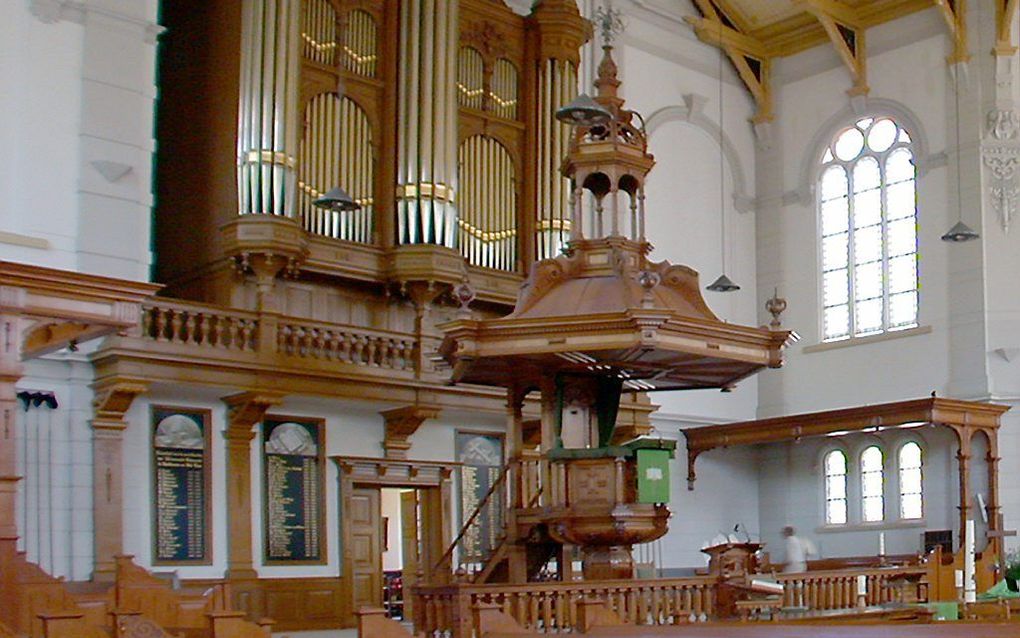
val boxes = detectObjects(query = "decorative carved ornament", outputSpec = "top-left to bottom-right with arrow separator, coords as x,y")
380,404 -> 441,459
92,380 -> 149,431
463,20 -> 508,60
222,391 -> 286,437
983,109 -> 1020,234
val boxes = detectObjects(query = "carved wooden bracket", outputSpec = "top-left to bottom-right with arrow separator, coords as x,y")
380,404 -> 442,459
92,379 -> 149,431
222,391 -> 286,438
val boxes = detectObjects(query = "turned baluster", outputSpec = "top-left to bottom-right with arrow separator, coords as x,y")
353,335 -> 367,364
198,314 -> 211,345
324,330 -> 339,359
141,307 -> 153,338
225,317 -> 239,349
184,312 -> 196,343
313,328 -> 326,358
169,310 -> 183,343
541,593 -> 552,630
212,316 -> 225,347
364,336 -> 377,366
240,319 -> 254,351
154,307 -> 169,341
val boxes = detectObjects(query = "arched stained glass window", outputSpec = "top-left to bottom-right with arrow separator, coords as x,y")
861,445 -> 885,522
899,442 -> 923,519
820,117 -> 918,341
824,450 -> 848,525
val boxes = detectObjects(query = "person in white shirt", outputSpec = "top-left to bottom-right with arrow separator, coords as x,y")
783,525 -> 815,573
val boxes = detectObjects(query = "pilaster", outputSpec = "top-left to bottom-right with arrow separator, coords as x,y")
90,379 -> 148,580
222,391 -> 285,580
0,314 -> 25,542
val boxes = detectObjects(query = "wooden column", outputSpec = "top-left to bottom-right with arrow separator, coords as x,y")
222,391 -> 285,579
985,429 -> 1004,568
505,384 -> 528,583
91,379 -> 149,580
0,314 -> 23,543
954,426 -> 973,553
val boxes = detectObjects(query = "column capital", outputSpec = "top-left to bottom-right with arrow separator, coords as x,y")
528,0 -> 592,64
381,404 -> 441,459
91,378 -> 149,429
222,390 -> 286,433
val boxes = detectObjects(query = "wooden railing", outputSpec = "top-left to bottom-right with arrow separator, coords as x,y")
412,577 -> 716,636
141,300 -> 260,351
277,317 -> 416,369
773,565 -> 927,610
137,300 -> 420,374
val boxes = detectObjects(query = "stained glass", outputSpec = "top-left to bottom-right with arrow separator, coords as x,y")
886,148 -> 914,183
822,234 -> 849,271
889,292 -> 918,328
888,256 -> 917,294
824,305 -> 850,340
899,442 -> 923,519
887,218 -> 916,256
821,198 -> 849,236
855,298 -> 883,334
821,166 -> 848,201
824,269 -> 850,306
887,181 -> 915,220
854,157 -> 881,192
854,227 -> 882,265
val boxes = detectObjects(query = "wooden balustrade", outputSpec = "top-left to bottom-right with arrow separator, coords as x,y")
413,564 -> 932,636
773,566 -> 927,610
277,319 -> 416,369
137,300 -> 420,374
141,301 -> 259,351
412,578 -> 716,636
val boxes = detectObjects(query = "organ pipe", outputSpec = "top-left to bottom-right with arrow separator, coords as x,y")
458,136 -> 517,270
342,9 -> 378,77
297,94 -> 374,243
238,0 -> 301,217
396,0 -> 459,247
301,0 -> 337,66
536,59 -> 577,259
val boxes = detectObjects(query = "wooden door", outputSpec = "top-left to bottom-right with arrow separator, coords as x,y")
400,490 -> 419,618
350,487 -> 382,610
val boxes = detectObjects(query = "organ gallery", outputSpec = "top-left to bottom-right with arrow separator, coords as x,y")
5,1 -> 1020,637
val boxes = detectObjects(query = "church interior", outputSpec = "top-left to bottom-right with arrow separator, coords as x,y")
6,0 -> 1020,636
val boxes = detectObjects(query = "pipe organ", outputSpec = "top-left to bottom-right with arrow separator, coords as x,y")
237,0 -> 302,217
297,93 -> 375,243
458,136 -> 517,271
160,0 -> 592,300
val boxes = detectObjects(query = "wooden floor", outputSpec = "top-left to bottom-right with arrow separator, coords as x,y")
588,624 -> 1019,637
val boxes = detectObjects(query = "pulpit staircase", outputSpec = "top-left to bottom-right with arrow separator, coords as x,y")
436,456 -> 561,584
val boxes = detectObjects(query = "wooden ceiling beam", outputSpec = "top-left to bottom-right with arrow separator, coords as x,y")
684,1 -> 774,123
995,0 -> 1020,56
795,0 -> 869,97
934,0 -> 970,63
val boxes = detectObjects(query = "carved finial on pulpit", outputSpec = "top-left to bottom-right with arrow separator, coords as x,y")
765,288 -> 787,330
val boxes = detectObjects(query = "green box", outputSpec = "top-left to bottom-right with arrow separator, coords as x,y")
636,448 -> 671,504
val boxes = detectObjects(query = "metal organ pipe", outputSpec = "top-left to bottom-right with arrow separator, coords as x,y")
396,0 -> 459,247
238,0 -> 301,216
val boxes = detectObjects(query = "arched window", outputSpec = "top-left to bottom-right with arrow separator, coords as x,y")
824,450 -> 848,525
819,117 -> 917,341
899,442 -> 923,519
861,445 -> 885,522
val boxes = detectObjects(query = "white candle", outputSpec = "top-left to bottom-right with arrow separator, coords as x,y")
879,532 -> 885,556
857,574 -> 867,595
955,569 -> 964,589
965,519 -> 976,603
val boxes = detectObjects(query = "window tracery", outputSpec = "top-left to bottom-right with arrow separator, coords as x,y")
820,117 -> 918,341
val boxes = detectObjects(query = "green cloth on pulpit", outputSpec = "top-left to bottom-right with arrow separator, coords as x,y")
921,601 -> 959,620
978,579 -> 1020,599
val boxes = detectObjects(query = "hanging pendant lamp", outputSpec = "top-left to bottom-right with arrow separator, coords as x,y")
556,93 -> 613,127
313,186 -> 361,212
707,22 -> 739,292
941,64 -> 979,243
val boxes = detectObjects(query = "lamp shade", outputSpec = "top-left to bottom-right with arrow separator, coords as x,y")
313,187 -> 360,212
940,220 -> 979,243
555,94 -> 613,127
706,274 -> 740,292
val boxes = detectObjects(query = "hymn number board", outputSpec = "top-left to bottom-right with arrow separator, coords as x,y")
456,431 -> 505,562
262,417 -> 325,563
152,406 -> 211,564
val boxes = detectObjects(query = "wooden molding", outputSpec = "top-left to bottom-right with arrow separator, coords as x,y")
222,391 -> 287,435
380,404 -> 442,459
91,379 -> 149,430
995,0 -> 1020,56
935,0 -> 970,63
683,397 -> 1010,488
526,0 -> 592,65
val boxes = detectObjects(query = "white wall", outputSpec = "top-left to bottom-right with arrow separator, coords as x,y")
0,0 -> 158,280
757,427 -> 958,560
758,10 -> 955,418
